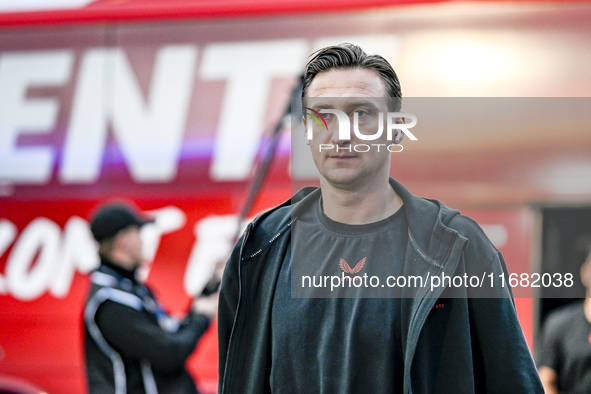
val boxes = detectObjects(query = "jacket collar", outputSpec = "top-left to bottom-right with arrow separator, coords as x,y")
389,177 -> 467,268
98,256 -> 138,283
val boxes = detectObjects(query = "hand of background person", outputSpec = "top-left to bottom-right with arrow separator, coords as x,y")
192,292 -> 219,320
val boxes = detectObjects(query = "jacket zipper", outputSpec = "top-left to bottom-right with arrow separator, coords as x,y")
244,218 -> 297,260
404,230 -> 460,394
408,231 -> 444,269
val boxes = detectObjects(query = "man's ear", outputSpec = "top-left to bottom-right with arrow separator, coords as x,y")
394,117 -> 405,144
581,257 -> 591,288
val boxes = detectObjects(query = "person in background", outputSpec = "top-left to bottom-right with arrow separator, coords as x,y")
538,248 -> 591,394
84,201 -> 218,394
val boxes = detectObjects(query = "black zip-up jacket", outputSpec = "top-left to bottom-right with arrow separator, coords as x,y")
218,178 -> 543,393
84,258 -> 210,394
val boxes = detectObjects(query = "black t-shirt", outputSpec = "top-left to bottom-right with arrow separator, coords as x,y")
270,197 -> 407,393
538,300 -> 591,393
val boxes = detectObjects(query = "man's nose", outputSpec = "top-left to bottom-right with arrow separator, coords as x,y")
330,121 -> 351,145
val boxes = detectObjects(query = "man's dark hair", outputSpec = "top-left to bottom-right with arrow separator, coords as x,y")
302,43 -> 402,106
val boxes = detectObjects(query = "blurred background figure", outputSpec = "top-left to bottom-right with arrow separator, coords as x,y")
84,201 -> 218,394
537,247 -> 591,394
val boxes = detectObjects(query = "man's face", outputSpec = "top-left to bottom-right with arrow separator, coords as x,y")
304,68 -> 392,190
117,225 -> 144,269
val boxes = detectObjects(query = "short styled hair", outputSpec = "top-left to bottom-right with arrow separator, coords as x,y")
302,43 -> 402,107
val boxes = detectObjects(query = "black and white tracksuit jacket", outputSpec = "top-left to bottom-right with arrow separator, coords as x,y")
84,259 -> 210,394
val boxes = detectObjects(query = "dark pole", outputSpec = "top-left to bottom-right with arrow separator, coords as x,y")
233,76 -> 303,242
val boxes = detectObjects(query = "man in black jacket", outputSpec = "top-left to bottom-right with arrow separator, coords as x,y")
84,201 -> 217,394
218,43 -> 543,393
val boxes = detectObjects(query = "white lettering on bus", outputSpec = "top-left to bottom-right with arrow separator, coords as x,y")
200,39 -> 308,180
60,45 -> 197,183
0,35 -> 398,184
0,50 -> 73,183
0,206 -> 190,301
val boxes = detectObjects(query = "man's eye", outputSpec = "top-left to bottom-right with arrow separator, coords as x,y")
321,113 -> 332,120
354,110 -> 369,117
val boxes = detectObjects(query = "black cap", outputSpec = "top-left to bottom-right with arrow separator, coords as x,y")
89,202 -> 154,242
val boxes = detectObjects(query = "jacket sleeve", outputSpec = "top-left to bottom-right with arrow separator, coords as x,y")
467,251 -> 544,393
448,213 -> 543,392
217,233 -> 244,392
95,301 -> 210,371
